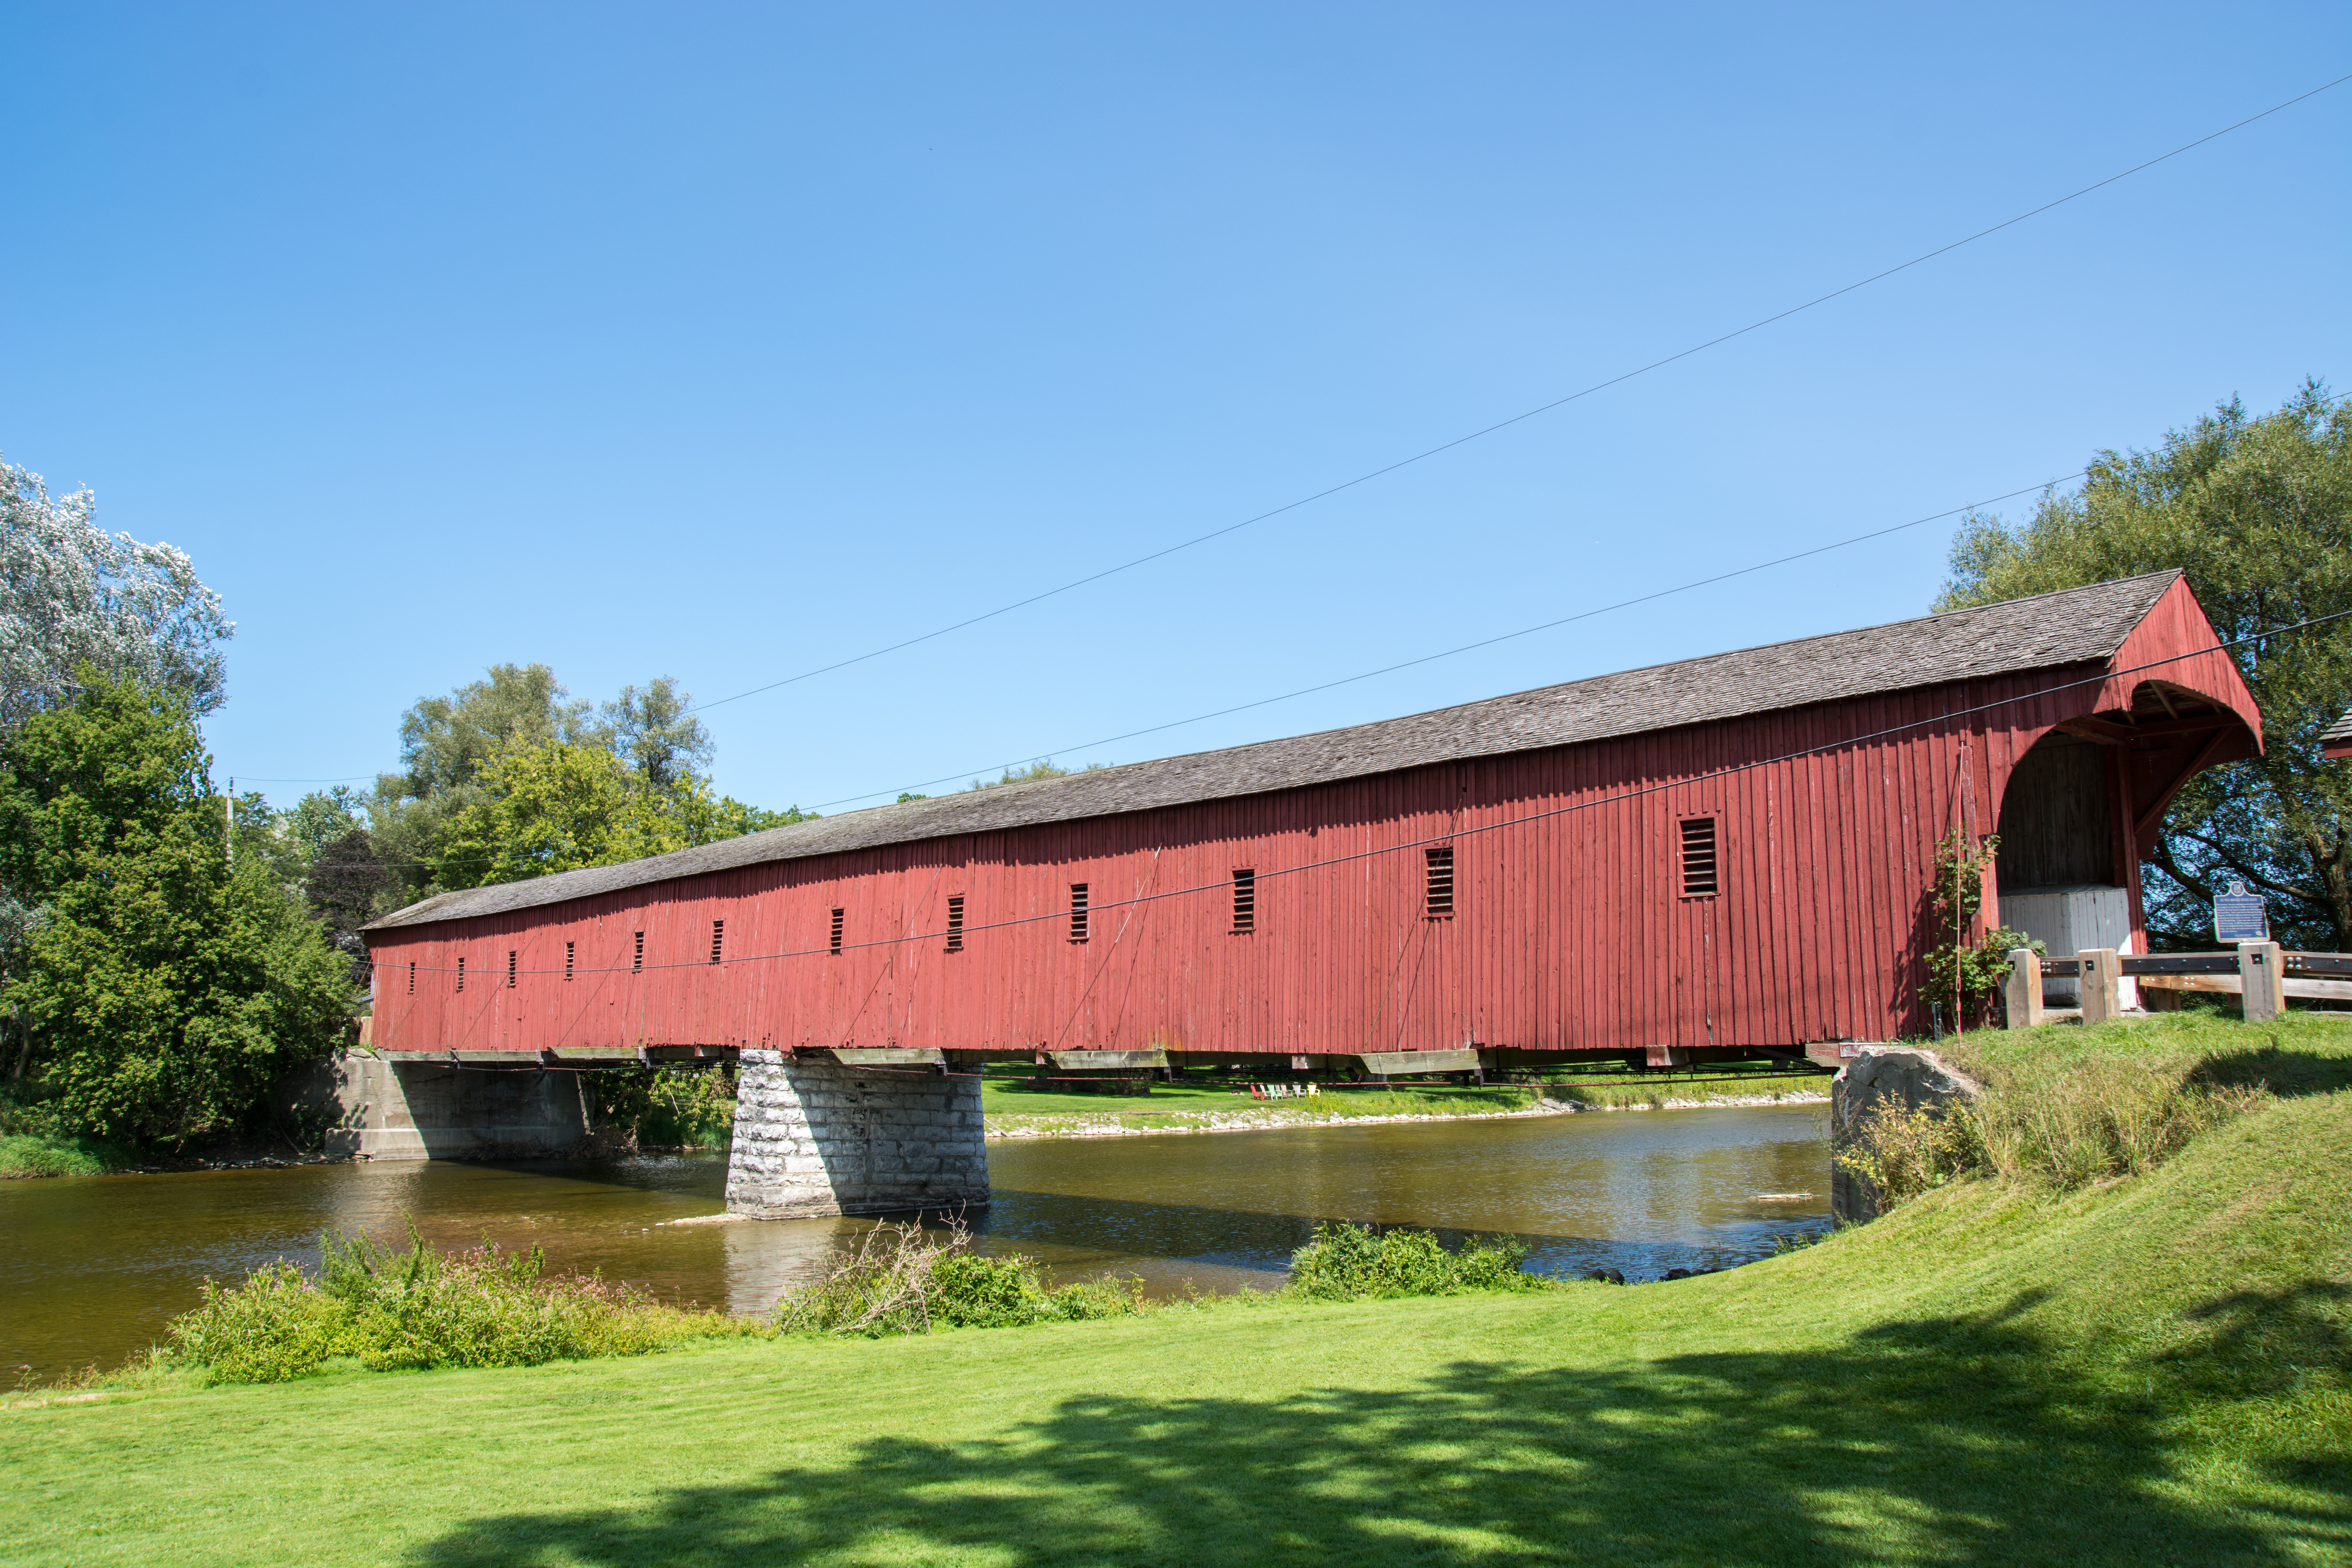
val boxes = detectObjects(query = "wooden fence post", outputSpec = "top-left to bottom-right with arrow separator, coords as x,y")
2238,941 -> 2285,1023
2079,949 -> 2121,1025
2005,949 -> 2044,1029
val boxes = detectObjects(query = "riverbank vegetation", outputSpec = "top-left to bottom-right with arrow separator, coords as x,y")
0,1125 -> 137,1177
149,1215 -> 1544,1380
1287,1221 -> 1543,1300
161,1225 -> 760,1382
7,1012 -> 2345,1565
772,1218 -> 1150,1337
584,1060 -> 739,1151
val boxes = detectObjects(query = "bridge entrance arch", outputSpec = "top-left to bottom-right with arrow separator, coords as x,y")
1992,676 -> 2261,1002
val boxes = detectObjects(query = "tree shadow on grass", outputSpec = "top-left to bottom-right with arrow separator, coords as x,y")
2189,1045 -> 2352,1100
408,1286 -> 2349,1568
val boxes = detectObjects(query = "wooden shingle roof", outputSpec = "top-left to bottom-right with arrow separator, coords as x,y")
2323,707 -> 2352,757
367,570 -> 2183,931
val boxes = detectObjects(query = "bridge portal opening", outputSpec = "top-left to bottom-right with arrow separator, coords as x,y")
1997,731 -> 2129,1002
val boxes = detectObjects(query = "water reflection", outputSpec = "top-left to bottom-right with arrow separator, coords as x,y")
0,1104 -> 1828,1377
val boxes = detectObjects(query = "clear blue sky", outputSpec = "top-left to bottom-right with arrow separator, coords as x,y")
4,4 -> 2346,817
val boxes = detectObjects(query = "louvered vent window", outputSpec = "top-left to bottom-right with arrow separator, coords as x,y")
565,941 -> 575,981
507,951 -> 517,989
1231,869 -> 1256,932
1425,847 -> 1455,917
710,919 -> 725,964
456,956 -> 466,992
1681,817 -> 1720,898
946,895 -> 965,953
830,908 -> 845,955
407,961 -> 416,995
1069,884 -> 1090,943
633,931 -> 644,973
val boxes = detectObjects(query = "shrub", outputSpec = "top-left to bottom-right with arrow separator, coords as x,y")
773,1219 -> 1148,1337
1833,1106 -> 1982,1208
1286,1223 -> 1542,1301
169,1261 -> 345,1383
1040,1274 -> 1149,1322
586,1062 -> 736,1150
0,1131 -> 134,1178
165,1223 -> 748,1383
773,1220 -> 949,1337
927,1252 -> 1050,1328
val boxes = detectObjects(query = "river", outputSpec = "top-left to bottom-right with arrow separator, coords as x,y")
1,1104 -> 1829,1379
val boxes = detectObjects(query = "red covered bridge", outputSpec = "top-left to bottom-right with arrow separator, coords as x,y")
363,569 -> 2257,1079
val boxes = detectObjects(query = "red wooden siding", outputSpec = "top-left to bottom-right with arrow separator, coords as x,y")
364,578 -> 2259,1060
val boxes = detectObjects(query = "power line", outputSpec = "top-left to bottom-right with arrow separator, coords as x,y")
811,472 -> 2074,808
825,378 -> 2352,809
226,83 -> 2352,795
675,73 -> 2351,722
239,378 -> 2352,816
392,603 -> 2349,978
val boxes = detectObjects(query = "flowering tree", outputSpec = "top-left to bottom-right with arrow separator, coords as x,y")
0,456 -> 233,731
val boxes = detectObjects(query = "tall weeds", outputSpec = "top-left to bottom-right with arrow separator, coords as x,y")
1837,1050 -> 2269,1208
1962,1052 -> 2267,1189
167,1223 -> 754,1383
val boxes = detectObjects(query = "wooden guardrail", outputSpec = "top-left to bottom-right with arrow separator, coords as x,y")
2006,942 -> 2350,1027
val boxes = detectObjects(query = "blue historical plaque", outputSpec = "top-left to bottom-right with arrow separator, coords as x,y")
2212,880 -> 2269,942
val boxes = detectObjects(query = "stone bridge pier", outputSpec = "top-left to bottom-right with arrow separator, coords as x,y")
724,1051 -> 990,1219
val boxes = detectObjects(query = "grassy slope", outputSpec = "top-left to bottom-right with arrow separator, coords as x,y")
7,1020 -> 2348,1567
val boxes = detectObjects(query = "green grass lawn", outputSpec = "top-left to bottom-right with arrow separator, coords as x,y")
981,1065 -> 1824,1134
7,1016 -> 2348,1566
980,1076 -> 1545,1131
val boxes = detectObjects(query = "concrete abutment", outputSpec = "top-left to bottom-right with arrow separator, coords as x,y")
292,1052 -> 590,1160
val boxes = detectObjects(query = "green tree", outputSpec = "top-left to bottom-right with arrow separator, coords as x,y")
283,786 -> 367,861
967,759 -> 1104,791
371,669 -> 815,904
1938,383 -> 2352,950
602,676 -> 712,788
0,453 -> 233,730
436,740 -> 809,889
308,828 -> 391,979
230,788 -> 306,888
438,740 -> 672,887
395,662 -> 602,799
716,799 -> 819,835
0,674 -> 353,1141
369,664 -> 603,904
